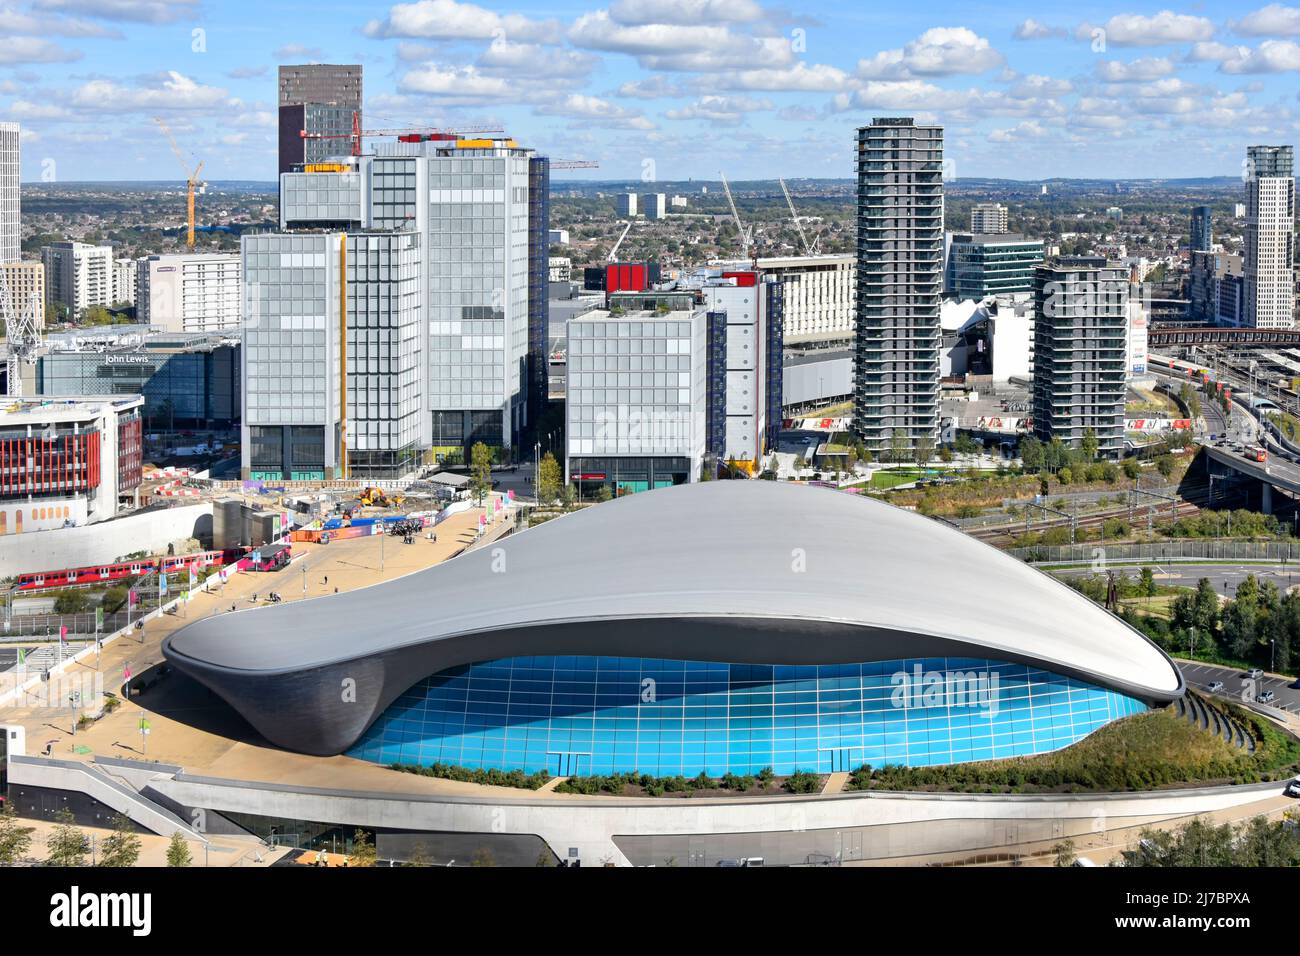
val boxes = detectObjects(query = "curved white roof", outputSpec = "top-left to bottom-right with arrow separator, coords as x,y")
167,481 -> 1181,697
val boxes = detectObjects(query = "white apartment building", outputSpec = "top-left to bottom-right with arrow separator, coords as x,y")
137,253 -> 242,333
1244,145 -> 1296,330
0,122 -> 18,265
42,241 -> 114,315
112,258 -> 136,306
616,193 -> 638,217
970,202 -> 1008,235
565,308 -> 706,493
714,254 -> 855,344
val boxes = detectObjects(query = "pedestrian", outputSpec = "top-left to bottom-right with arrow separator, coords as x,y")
324,575 -> 329,586
334,587 -> 338,594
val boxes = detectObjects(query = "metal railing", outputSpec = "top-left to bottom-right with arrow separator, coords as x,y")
1011,539 -> 1300,565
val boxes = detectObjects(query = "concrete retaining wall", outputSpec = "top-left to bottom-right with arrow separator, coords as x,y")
0,503 -> 213,578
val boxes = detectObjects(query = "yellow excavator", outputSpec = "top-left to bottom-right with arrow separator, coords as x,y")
359,487 -> 404,509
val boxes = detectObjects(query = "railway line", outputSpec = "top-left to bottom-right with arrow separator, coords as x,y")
966,481 -> 1240,546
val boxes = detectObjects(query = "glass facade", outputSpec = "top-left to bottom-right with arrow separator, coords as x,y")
37,345 -> 240,426
350,654 -> 1146,777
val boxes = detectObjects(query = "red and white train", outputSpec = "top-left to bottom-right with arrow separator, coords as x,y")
13,545 -> 287,591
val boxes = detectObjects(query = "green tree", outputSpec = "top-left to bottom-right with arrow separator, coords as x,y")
1052,839 -> 1077,867
559,484 -> 577,510
165,831 -> 192,867
347,829 -> 377,867
1019,436 -> 1043,471
99,814 -> 141,867
46,810 -> 89,867
1155,454 -> 1175,478
1081,428 -> 1099,463
914,436 -> 935,468
595,484 -> 613,503
890,428 -> 909,466
536,451 -> 562,503
469,441 -> 493,505
1139,566 -> 1157,605
0,803 -> 35,865
1122,457 -> 1142,481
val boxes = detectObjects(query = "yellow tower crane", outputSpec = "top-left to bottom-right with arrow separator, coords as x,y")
153,117 -> 205,248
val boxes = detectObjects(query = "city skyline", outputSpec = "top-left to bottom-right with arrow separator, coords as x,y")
0,1 -> 1299,183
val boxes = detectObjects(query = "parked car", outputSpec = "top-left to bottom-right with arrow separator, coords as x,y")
1258,691 -> 1276,704
1247,668 -> 1264,680
1206,681 -> 1225,693
1285,776 -> 1300,798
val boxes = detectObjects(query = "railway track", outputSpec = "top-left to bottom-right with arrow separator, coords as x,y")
966,483 -> 1240,546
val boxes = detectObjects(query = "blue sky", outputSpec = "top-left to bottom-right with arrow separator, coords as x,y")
4,0 -> 1300,182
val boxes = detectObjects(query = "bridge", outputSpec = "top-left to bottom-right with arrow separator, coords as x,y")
1149,325 -> 1300,348
1203,443 -> 1300,515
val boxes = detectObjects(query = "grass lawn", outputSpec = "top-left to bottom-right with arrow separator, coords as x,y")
847,703 -> 1300,794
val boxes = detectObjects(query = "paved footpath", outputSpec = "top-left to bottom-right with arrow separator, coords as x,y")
1,500 -> 507,770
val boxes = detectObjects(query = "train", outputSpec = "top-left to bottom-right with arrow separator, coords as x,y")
13,545 -> 288,592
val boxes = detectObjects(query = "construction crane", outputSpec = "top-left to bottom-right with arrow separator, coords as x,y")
301,111 -> 505,156
719,171 -> 757,268
779,177 -> 820,256
606,221 -> 633,262
154,117 -> 205,248
549,160 -> 599,170
0,266 -> 42,397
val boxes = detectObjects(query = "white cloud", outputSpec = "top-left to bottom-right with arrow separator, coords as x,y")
616,76 -> 689,98
857,27 -> 1004,79
568,9 -> 796,73
1007,73 -> 1073,96
1012,19 -> 1065,40
1219,39 -> 1300,72
535,93 -> 654,129
1232,4 -> 1300,37
399,62 -> 514,99
1095,56 -> 1176,81
365,0 -> 562,44
32,0 -> 199,23
8,98 -> 73,120
665,94 -> 773,125
0,37 -> 81,65
0,6 -> 120,37
69,71 -> 229,111
477,36 -> 598,80
1082,10 -> 1215,46
608,0 -> 765,25
988,119 -> 1047,142
274,44 -> 323,61
716,61 -> 850,91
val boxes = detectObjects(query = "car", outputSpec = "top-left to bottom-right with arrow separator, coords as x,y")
1285,777 -> 1300,798
1206,681 -> 1225,693
1247,668 -> 1264,680
1258,691 -> 1276,704
1290,678 -> 1300,689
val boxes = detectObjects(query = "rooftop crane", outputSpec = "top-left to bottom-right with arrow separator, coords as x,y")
779,177 -> 820,256
154,117 -> 205,248
606,221 -> 633,262
300,111 -> 505,156
549,160 -> 599,170
0,266 -> 42,397
719,170 -> 756,268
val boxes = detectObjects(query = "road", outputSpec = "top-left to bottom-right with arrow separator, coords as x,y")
1178,659 -> 1300,715
1056,562 -> 1300,597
